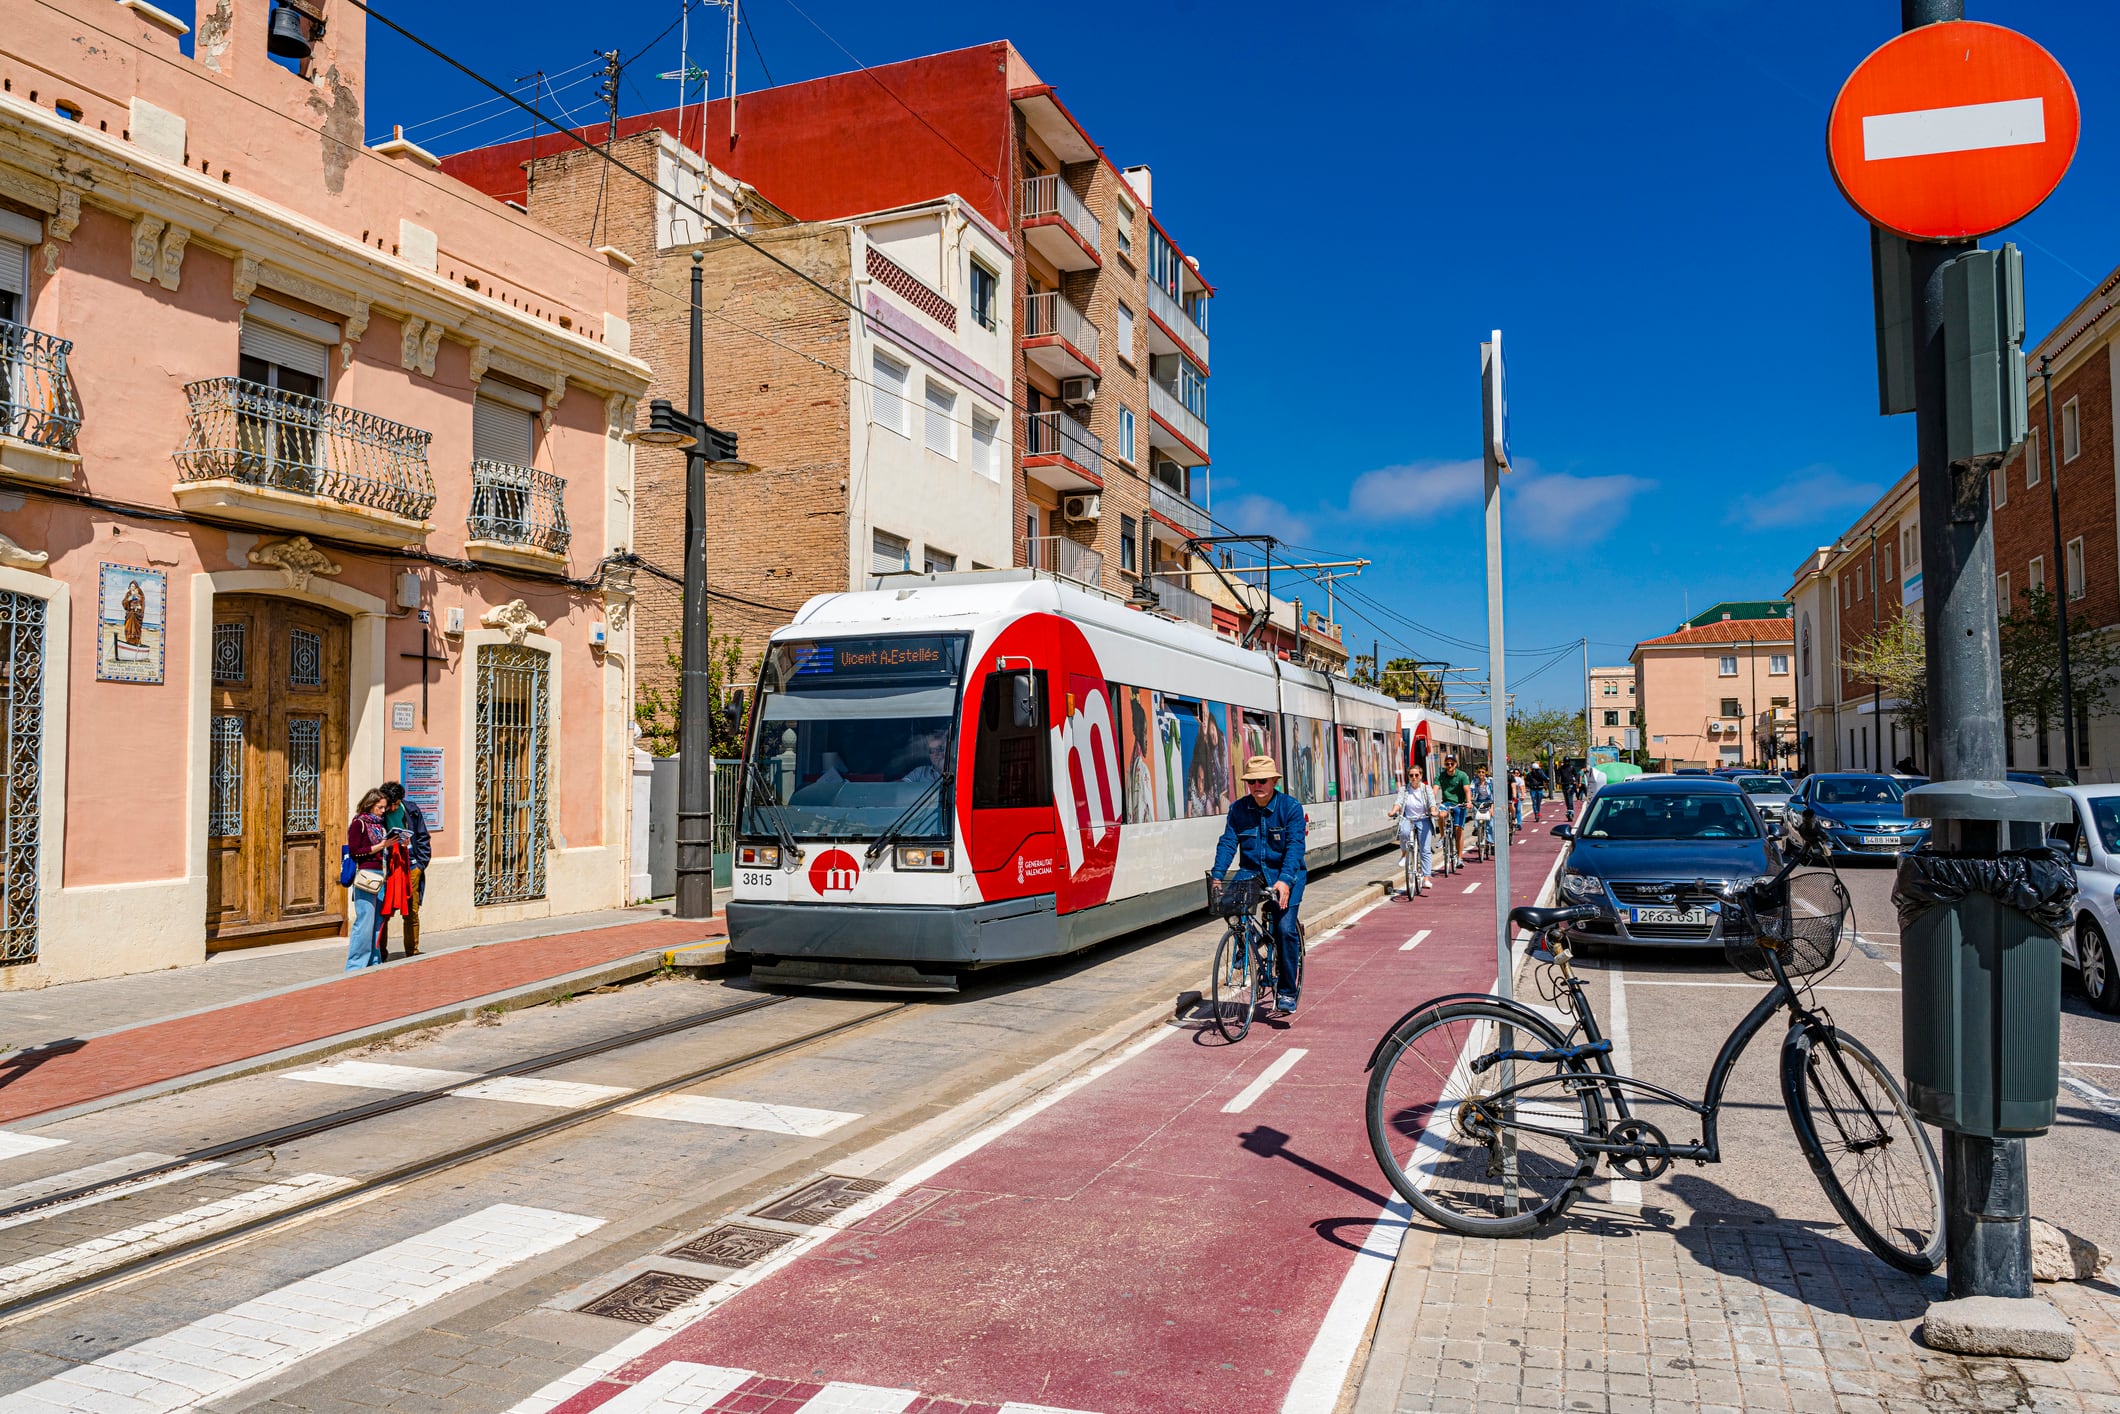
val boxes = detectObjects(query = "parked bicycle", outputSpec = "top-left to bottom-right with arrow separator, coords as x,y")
1362,864 -> 1945,1272
1205,871 -> 1304,1043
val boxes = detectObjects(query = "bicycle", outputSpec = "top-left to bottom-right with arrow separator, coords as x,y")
1361,864 -> 1945,1273
1473,806 -> 1497,862
1205,872 -> 1305,1043
1438,806 -> 1463,877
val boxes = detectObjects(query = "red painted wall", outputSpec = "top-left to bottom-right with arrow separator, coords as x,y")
441,43 -> 1017,233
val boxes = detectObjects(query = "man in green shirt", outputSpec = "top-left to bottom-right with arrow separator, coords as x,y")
1435,755 -> 1474,864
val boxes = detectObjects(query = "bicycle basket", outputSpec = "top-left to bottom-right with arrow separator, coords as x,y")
1207,872 -> 1266,919
1726,867 -> 1848,981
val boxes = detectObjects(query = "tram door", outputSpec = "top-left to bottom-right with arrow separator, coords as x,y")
968,666 -> 1053,886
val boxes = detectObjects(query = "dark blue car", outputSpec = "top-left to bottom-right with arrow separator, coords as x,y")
1553,776 -> 1779,949
1784,772 -> 1931,862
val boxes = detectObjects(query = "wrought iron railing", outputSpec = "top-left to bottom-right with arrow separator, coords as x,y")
1021,175 -> 1101,253
1024,410 -> 1103,474
1023,290 -> 1099,364
0,319 -> 81,453
1026,534 -> 1103,588
468,460 -> 571,555
175,377 -> 436,521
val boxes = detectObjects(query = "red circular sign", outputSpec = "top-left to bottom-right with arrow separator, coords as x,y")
808,848 -> 861,894
1828,21 -> 2078,241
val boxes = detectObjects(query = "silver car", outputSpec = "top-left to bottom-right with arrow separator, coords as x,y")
1731,773 -> 1794,824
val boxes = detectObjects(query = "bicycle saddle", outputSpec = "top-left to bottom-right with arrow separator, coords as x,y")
1509,904 -> 1601,932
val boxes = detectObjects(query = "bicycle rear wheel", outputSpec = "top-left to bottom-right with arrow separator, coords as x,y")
1366,999 -> 1602,1237
1211,924 -> 1256,1043
1782,1023 -> 1944,1274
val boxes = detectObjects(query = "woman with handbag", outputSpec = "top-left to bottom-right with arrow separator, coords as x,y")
344,789 -> 389,971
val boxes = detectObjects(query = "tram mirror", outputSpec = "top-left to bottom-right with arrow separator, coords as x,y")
725,689 -> 747,728
1010,673 -> 1038,729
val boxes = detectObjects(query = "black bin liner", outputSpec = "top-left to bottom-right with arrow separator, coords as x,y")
1893,844 -> 2077,935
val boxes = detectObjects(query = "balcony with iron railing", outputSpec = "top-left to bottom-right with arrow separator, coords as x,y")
1145,280 -> 1210,370
1147,379 -> 1209,462
1021,174 -> 1101,271
1023,409 -> 1104,491
466,460 -> 571,570
1149,475 -> 1210,537
1026,534 -> 1104,588
174,378 -> 436,547
1023,289 -> 1100,378
1147,575 -> 1213,629
0,318 -> 83,487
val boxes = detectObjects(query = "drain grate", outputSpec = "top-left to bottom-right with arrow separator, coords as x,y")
750,1175 -> 885,1226
664,1223 -> 799,1268
578,1270 -> 714,1324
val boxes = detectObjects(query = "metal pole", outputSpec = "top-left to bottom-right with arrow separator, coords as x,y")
1871,528 -> 1882,771
1481,337 -> 1511,990
1580,637 -> 1591,784
675,251 -> 715,920
2040,357 -> 2077,778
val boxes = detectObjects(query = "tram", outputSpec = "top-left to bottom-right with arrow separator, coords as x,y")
726,573 -> 1405,988
1398,704 -> 1489,781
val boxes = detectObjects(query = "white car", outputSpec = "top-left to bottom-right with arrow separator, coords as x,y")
2053,785 -> 2120,1012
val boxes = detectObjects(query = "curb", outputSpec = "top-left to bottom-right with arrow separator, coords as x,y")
10,947 -> 679,1132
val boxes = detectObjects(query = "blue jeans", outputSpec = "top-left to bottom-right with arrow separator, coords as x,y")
346,887 -> 381,971
1267,889 -> 1304,1007
1531,789 -> 1545,817
1401,819 -> 1432,884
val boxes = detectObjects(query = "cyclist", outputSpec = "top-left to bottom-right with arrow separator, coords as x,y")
1211,754 -> 1308,1016
1435,754 -> 1472,865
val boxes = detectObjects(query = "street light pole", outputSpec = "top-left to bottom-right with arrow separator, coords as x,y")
2038,356 -> 2077,778
677,251 -> 714,921
1870,527 -> 1882,771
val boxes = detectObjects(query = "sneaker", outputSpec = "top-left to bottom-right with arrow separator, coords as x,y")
1275,995 -> 1298,1015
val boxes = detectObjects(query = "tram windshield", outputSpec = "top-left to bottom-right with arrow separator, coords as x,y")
743,634 -> 968,840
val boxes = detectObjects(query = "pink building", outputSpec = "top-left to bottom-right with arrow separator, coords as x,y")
0,0 -> 651,983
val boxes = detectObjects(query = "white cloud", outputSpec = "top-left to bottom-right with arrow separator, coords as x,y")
1728,466 -> 1885,529
1345,460 -> 1484,519
1506,471 -> 1655,543
1219,493 -> 1312,543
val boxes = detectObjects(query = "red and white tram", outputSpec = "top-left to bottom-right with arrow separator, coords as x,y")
727,575 -> 1406,987
1399,704 -> 1489,782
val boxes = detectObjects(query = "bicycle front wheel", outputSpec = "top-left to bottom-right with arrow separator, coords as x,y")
1782,1023 -> 1944,1274
1367,999 -> 1602,1237
1211,925 -> 1256,1043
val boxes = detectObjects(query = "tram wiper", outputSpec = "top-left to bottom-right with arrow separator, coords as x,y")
743,759 -> 803,869
865,771 -> 952,864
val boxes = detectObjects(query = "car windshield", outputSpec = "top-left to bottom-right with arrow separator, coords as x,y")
1581,792 -> 1761,841
1813,775 -> 1905,806
1735,776 -> 1788,795
742,634 -> 968,840
2092,798 -> 2120,854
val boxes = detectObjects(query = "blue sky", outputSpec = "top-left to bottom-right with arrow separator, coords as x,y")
346,1 -> 2120,712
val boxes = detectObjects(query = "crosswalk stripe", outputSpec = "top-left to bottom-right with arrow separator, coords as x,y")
622,1094 -> 862,1137
790,1385 -> 918,1413
596,1363 -> 753,1413
998,1404 -> 1106,1413
0,1134 -> 65,1163
0,1159 -> 225,1233
453,1076 -> 632,1108
284,1060 -> 478,1091
0,1153 -> 180,1209
0,1204 -> 603,1414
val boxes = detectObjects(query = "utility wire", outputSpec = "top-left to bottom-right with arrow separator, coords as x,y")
741,5 -> 775,86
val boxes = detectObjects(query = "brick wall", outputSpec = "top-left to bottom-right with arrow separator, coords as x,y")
1997,342 -> 2117,633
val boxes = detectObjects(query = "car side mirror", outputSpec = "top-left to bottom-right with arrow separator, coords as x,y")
2078,836 -> 2093,868
1551,823 -> 1574,840
1766,820 -> 1783,838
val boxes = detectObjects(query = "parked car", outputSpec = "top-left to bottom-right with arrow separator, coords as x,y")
2011,769 -> 2078,790
1552,776 -> 1779,950
1731,772 -> 1794,823
1672,767 -> 1712,777
1783,773 -> 1931,862
2051,785 -> 2120,1012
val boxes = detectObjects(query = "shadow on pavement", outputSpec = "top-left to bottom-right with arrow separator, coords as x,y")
0,1037 -> 86,1089
1660,1172 -> 1937,1317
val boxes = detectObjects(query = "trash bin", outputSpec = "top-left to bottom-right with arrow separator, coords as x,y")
1895,780 -> 2076,1139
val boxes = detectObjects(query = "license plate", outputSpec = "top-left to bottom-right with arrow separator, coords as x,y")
1631,907 -> 1711,926
1860,834 -> 1901,846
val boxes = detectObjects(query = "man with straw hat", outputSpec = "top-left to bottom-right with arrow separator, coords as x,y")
1211,753 -> 1309,1016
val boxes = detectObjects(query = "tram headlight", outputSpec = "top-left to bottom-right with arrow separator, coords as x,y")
895,846 -> 953,871
737,844 -> 781,868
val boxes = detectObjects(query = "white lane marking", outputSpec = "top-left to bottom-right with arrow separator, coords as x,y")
0,1173 -> 353,1301
1400,929 -> 1431,952
621,1095 -> 861,1137
1222,1048 -> 1308,1115
0,1152 -> 179,1209
1625,981 -> 1898,992
595,1362 -> 754,1413
284,1060 -> 478,1091
2060,1074 -> 2120,1117
1604,964 -> 1642,1208
794,1384 -> 919,1412
999,1405 -> 1104,1414
4,1203 -> 602,1414
454,1076 -> 632,1109
1864,95 -> 2045,162
0,1133 -> 66,1162
1462,882 -> 1481,895
0,1160 -> 226,1233
2066,1061 -> 2120,1071
508,1025 -> 1182,1414
1854,932 -> 1903,975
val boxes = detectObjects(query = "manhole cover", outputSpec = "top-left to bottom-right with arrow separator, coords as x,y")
579,1270 -> 713,1324
664,1224 -> 799,1268
750,1175 -> 884,1226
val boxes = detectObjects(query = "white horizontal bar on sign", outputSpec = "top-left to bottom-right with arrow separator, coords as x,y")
1863,96 -> 2045,162
622,1094 -> 862,1137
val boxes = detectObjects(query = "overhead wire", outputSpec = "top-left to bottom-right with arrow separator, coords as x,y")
367,55 -> 603,146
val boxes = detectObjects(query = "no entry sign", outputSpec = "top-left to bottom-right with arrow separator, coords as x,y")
1828,21 -> 2078,242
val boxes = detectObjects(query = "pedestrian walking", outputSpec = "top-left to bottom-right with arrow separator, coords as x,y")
1388,767 -> 1438,897
1559,760 -> 1580,817
344,788 -> 389,972
377,781 -> 431,958
1526,762 -> 1550,820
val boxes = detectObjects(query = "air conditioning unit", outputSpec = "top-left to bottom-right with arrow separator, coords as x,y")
1060,376 -> 1098,405
1063,493 -> 1102,522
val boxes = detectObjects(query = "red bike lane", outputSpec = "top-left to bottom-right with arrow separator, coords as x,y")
545,829 -> 1568,1414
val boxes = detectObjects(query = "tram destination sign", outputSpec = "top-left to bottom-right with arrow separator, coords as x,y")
787,635 -> 963,683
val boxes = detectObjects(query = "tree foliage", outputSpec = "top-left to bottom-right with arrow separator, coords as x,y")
1379,656 -> 1443,705
1840,612 -> 1929,744
634,618 -> 750,760
1999,586 -> 2120,744
1507,706 -> 1587,765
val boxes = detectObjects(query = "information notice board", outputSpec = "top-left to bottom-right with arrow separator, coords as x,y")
399,746 -> 444,831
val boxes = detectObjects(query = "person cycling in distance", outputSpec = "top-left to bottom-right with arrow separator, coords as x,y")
1211,754 -> 1308,1016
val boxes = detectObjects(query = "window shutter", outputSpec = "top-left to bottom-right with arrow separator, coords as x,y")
473,395 -> 536,466
924,380 -> 956,458
871,351 -> 909,436
871,529 -> 910,574
239,319 -> 330,382
924,547 -> 956,574
0,239 -> 25,301
971,410 -> 1000,480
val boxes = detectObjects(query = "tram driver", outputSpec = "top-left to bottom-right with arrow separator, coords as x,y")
1211,754 -> 1308,1017
900,729 -> 949,785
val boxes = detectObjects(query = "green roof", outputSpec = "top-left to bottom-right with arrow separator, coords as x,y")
1684,600 -> 1792,628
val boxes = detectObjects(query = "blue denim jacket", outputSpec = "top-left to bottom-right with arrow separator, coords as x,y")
1212,789 -> 1307,892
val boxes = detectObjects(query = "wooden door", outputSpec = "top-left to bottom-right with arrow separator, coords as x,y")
207,596 -> 349,947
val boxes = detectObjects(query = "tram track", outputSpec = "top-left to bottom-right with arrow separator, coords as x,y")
0,991 -> 912,1324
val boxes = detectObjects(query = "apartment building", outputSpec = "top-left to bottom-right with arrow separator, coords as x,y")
444,42 -> 1219,620
0,0 -> 649,984
1632,613 -> 1795,770
1587,665 -> 1638,752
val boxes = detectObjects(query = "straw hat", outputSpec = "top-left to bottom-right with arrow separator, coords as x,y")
1240,754 -> 1282,782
